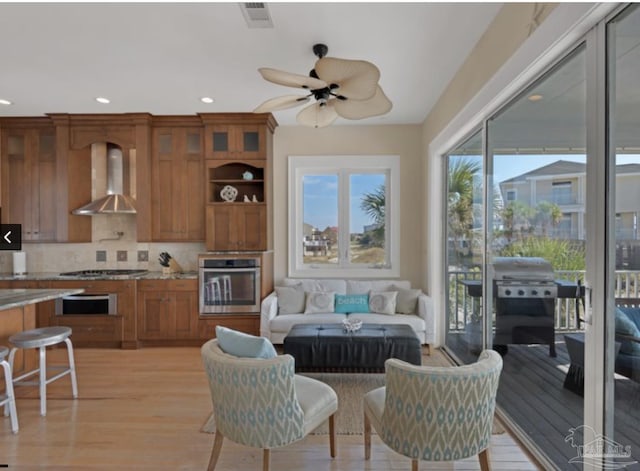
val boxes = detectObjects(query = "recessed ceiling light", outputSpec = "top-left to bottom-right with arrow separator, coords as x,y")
0,99 -> 12,105
201,97 -> 214,104
95,97 -> 110,104
528,94 -> 543,102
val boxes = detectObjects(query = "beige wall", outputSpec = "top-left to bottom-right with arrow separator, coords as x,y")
420,3 -> 557,290
272,124 -> 423,285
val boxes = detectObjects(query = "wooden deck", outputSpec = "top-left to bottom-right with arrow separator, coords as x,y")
447,332 -> 640,470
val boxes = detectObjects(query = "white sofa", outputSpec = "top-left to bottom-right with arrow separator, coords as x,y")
260,278 -> 435,348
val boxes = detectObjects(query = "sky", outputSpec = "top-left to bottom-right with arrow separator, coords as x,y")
462,153 -> 640,184
303,173 -> 385,232
302,153 -> 640,231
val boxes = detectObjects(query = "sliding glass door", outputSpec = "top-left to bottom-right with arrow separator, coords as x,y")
443,6 -> 640,466
608,5 -> 640,468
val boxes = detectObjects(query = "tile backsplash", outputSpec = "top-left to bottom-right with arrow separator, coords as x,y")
0,215 -> 205,274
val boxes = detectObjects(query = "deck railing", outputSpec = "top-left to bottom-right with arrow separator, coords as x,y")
447,269 -> 640,332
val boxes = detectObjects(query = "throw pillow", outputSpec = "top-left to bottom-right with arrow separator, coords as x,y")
304,291 -> 336,314
335,294 -> 369,313
615,308 -> 640,355
390,285 -> 422,314
275,284 -> 306,314
215,326 -> 277,359
369,290 -> 398,315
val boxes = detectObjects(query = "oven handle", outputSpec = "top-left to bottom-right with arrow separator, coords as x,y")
62,294 -> 111,301
200,268 -> 258,274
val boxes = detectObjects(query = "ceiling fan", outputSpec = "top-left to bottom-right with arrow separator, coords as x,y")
253,43 -> 392,128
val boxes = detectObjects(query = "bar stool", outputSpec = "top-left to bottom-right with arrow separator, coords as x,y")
0,346 -> 19,433
221,275 -> 232,302
8,326 -> 78,417
207,277 -> 222,305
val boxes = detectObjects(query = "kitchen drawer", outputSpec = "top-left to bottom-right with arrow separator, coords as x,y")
54,315 -> 123,346
137,279 -> 197,292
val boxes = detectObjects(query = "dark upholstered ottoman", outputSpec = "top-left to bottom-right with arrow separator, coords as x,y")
283,323 -> 422,372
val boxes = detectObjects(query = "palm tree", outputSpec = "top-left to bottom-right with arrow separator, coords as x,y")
447,158 -> 482,263
501,200 -> 535,241
535,201 -> 562,236
360,184 -> 385,224
360,185 -> 385,247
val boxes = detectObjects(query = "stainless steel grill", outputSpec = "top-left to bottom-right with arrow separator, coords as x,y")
493,257 -> 557,298
492,257 -> 557,357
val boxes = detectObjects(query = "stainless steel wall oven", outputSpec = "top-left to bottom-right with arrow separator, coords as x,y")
199,256 -> 261,314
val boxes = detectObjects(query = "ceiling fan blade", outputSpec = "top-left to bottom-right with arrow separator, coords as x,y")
258,67 -> 327,90
296,101 -> 338,128
253,95 -> 310,113
334,86 -> 393,120
315,57 -> 380,100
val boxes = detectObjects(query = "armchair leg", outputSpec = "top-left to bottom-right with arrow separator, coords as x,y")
329,414 -> 336,458
479,448 -> 491,471
263,449 -> 270,471
207,431 -> 225,471
411,459 -> 419,471
364,411 -> 371,460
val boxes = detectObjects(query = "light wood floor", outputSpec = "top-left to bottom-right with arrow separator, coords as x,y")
0,347 -> 540,470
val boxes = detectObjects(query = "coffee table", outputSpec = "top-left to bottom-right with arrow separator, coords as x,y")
283,323 -> 422,372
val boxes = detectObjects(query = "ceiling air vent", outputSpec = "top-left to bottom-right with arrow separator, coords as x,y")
239,3 -> 273,28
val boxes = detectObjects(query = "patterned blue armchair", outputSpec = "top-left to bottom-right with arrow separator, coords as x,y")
363,349 -> 503,471
201,339 -> 338,471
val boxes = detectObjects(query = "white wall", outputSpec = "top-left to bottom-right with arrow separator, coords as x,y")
272,124 -> 423,286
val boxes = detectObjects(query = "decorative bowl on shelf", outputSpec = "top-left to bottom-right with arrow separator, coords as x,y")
242,171 -> 254,180
220,185 -> 238,202
342,318 -> 363,333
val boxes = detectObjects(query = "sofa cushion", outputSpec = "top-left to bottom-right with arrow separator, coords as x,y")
335,294 -> 370,313
615,308 -> 640,355
347,279 -> 410,294
215,326 -> 277,359
391,285 -> 422,314
285,278 -> 347,294
305,291 -> 336,314
275,284 -> 306,314
369,291 -> 398,315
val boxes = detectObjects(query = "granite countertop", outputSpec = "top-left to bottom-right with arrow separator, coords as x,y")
0,271 -> 198,281
0,288 -> 85,310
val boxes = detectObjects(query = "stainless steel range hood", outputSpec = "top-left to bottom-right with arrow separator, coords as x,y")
73,143 -> 136,215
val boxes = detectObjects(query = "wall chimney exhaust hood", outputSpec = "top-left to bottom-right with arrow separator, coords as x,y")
73,143 -> 136,215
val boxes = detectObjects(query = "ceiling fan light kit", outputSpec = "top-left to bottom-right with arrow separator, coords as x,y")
254,43 -> 392,128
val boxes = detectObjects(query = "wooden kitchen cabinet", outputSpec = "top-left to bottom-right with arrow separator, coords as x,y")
200,113 -> 276,161
137,279 -> 199,343
150,124 -> 205,241
0,117 -> 92,242
205,124 -> 265,160
0,280 -> 52,327
205,159 -> 267,251
47,280 -> 136,348
206,204 -> 266,251
0,126 -> 57,241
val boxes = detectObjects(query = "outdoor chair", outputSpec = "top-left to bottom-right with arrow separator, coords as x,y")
364,349 -> 503,471
201,338 -> 338,471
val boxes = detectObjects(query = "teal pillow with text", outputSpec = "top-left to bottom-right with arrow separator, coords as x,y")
335,294 -> 370,313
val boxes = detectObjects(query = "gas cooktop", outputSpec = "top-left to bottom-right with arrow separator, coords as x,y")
59,269 -> 149,279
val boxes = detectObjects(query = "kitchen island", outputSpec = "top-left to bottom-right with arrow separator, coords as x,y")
0,289 -> 84,376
